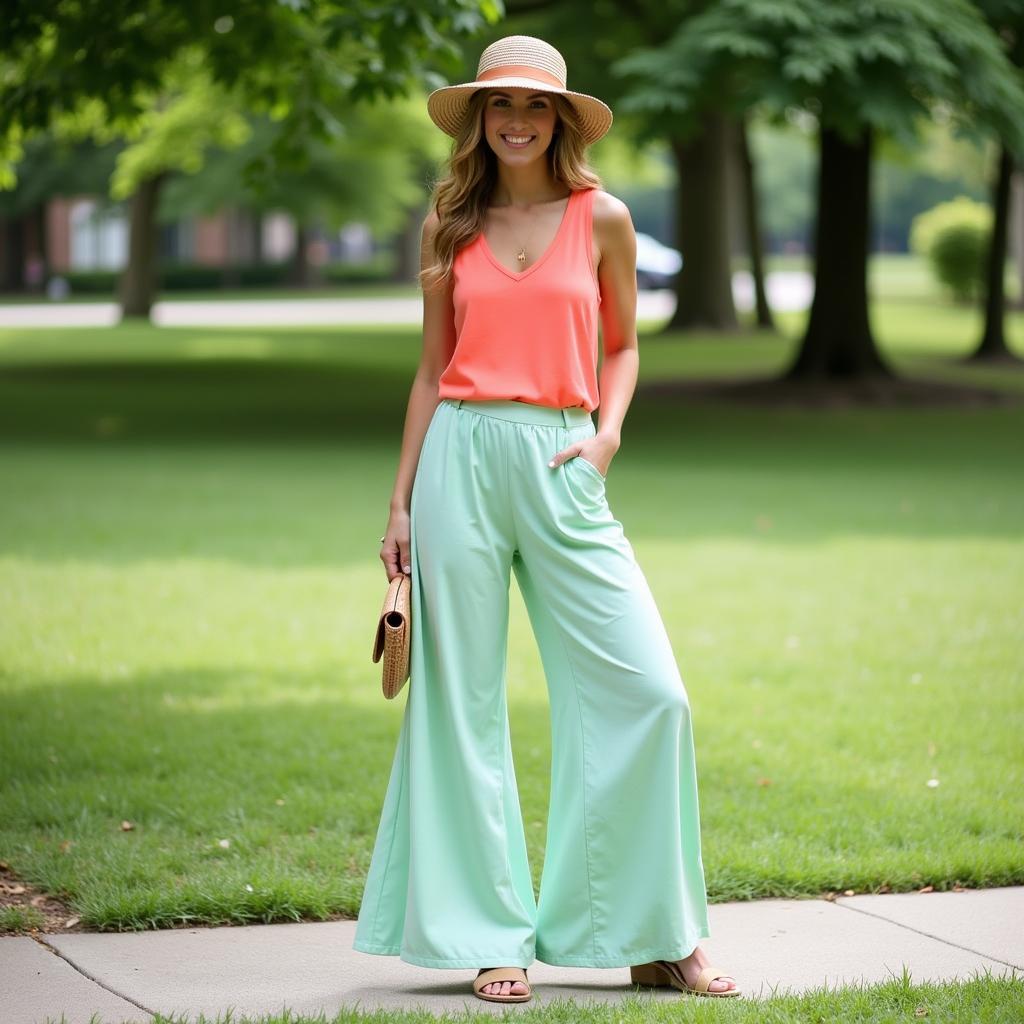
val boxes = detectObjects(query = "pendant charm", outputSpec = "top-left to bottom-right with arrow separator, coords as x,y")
516,248 -> 527,264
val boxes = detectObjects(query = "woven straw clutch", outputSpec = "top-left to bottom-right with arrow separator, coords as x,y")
372,572 -> 411,699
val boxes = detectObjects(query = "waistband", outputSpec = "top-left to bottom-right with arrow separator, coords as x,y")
442,397 -> 593,427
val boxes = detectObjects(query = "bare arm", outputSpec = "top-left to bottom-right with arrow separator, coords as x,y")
548,190 -> 639,475
380,209 -> 456,580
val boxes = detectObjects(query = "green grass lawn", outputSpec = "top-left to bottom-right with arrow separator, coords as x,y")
0,292 -> 1022,1019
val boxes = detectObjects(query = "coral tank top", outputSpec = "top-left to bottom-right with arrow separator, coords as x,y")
437,186 -> 602,412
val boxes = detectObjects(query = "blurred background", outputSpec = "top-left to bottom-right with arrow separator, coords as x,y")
2,0 -> 1022,362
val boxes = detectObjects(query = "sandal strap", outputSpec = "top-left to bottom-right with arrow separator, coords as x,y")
474,967 -> 529,992
693,965 -> 734,993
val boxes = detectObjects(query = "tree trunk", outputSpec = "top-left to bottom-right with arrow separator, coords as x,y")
664,110 -> 737,331
970,141 -> 1017,362
118,173 -> 167,320
785,122 -> 891,379
737,114 -> 774,330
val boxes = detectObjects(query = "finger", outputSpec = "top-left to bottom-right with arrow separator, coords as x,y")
398,540 -> 412,574
548,447 -> 571,468
382,544 -> 400,577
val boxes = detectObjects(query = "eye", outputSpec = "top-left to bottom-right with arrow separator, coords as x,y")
491,97 -> 550,108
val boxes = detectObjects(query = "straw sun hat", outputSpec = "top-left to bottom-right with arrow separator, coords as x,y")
426,35 -> 613,146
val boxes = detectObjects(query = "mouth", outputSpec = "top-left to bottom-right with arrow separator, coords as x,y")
500,133 -> 535,148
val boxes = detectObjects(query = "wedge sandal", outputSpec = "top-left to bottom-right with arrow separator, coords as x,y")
630,958 -> 741,997
473,966 -> 532,1003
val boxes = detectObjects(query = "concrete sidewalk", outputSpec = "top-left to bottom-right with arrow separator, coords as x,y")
5,887 -> 1021,1023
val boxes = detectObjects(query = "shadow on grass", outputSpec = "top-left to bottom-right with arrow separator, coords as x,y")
0,348 -> 1022,569
0,359 -> 415,442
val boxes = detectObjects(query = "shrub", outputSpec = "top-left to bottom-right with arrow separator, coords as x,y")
60,259 -> 393,295
909,196 -> 992,303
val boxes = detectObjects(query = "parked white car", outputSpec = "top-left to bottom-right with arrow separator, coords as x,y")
635,232 -> 682,289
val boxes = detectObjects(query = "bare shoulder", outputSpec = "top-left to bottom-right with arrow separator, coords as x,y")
590,189 -> 635,271
591,189 -> 633,235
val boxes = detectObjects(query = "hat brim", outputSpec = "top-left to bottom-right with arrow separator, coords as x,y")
427,78 -> 613,146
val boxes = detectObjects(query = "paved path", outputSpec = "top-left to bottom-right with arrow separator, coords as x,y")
0,271 -> 813,328
4,886 -> 1021,1022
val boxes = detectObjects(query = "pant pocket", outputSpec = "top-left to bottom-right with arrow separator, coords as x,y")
572,454 -> 606,481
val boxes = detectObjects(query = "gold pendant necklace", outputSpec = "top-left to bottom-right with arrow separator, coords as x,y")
501,187 -> 568,268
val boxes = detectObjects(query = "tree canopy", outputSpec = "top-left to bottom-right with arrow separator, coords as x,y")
0,0 -> 503,186
613,0 -> 1024,154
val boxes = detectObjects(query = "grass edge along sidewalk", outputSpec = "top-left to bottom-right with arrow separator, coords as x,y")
4,887 -> 1023,1022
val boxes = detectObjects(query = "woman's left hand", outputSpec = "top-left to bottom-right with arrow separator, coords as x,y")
548,431 -> 620,478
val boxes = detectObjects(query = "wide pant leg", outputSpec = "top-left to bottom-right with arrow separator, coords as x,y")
353,398 -> 537,968
509,415 -> 711,966
352,397 -> 711,970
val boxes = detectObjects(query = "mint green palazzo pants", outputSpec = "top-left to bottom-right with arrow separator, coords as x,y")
352,397 -> 711,969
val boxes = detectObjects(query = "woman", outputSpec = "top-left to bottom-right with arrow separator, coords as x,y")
352,34 -> 740,1003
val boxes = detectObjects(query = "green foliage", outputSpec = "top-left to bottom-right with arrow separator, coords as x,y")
159,91 -> 449,235
871,116 -> 994,251
748,117 -> 816,245
32,47 -> 256,201
611,0 -> 1024,152
736,115 -> 997,252
909,196 -> 992,301
0,135 -> 120,215
0,0 -> 503,190
875,113 -> 997,190
587,132 -> 674,192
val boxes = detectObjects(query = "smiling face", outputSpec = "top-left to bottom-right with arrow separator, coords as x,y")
481,87 -> 560,164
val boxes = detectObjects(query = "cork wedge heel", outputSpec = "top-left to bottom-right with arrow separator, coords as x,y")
630,959 -> 741,997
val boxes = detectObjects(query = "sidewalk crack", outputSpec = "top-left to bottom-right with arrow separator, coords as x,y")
833,900 -> 1024,971
31,934 -> 157,1019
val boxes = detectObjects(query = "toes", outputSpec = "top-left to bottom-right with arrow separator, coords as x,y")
482,980 -> 528,995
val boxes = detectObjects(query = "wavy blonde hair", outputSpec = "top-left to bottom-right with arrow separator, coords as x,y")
419,89 -> 603,293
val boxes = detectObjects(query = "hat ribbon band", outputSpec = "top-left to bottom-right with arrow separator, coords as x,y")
477,64 -> 565,89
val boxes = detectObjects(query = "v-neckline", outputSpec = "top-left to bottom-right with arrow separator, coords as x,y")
478,190 -> 577,281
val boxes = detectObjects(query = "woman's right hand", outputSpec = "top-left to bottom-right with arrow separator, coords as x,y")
381,508 -> 412,581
